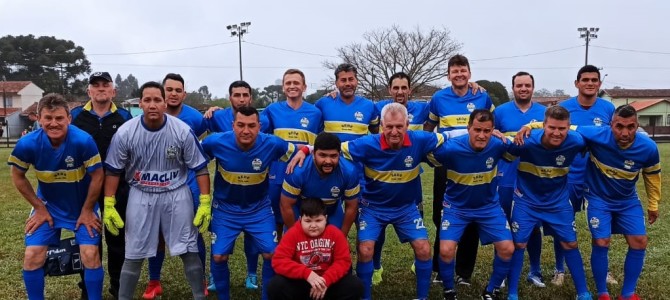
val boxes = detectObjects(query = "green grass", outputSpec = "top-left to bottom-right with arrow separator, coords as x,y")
0,145 -> 668,299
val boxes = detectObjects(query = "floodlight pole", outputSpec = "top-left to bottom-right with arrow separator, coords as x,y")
578,27 -> 599,65
227,22 -> 251,80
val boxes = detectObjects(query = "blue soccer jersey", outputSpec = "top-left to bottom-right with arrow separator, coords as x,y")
560,97 -> 615,183
177,104 -> 208,138
376,100 -> 429,131
201,131 -> 296,214
577,126 -> 661,203
341,131 -> 444,211
316,95 -> 379,142
8,125 -> 102,227
206,107 -> 271,133
493,101 -> 546,187
427,87 -> 494,133
506,130 -> 585,210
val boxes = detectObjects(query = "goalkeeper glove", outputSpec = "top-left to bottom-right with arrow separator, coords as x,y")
193,194 -> 212,234
103,196 -> 124,236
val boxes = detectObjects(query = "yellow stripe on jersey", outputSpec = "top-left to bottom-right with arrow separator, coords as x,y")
589,154 -> 639,181
408,124 -> 423,131
503,131 -> 518,137
323,121 -> 369,136
446,167 -> 497,186
643,172 -> 661,211
643,163 -> 661,174
439,115 -> 470,129
341,142 -> 353,161
321,198 -> 338,205
282,181 -> 301,197
279,143 -> 296,163
273,128 -> 317,145
83,154 -> 102,169
8,155 -> 30,169
502,152 -> 517,161
429,112 -> 439,122
435,132 -> 446,147
364,165 -> 420,184
425,153 -> 442,167
218,165 -> 268,186
344,184 -> 360,198
517,162 -> 569,178
370,118 -> 380,126
35,167 -> 87,183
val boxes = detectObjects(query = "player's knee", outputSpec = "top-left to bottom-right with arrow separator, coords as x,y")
357,241 -> 374,262
439,246 -> 455,262
495,241 -> 515,260
592,238 -> 611,248
80,245 -> 101,268
560,241 -> 579,250
261,253 -> 273,260
514,242 -> 527,250
212,254 -> 229,263
411,240 -> 431,260
626,235 -> 647,250
23,246 -> 47,270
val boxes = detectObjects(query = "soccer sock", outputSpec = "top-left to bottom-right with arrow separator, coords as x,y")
621,248 -> 646,298
119,258 -> 143,300
414,257 -> 431,299
148,250 -> 165,281
23,268 -> 45,300
487,254 -> 511,293
508,248 -> 525,295
84,267 -> 104,300
527,230 -> 542,276
553,238 -> 565,273
197,234 -> 207,273
373,230 -> 386,270
438,258 -> 455,290
181,252 -> 205,299
211,259 -> 230,300
563,248 -> 588,295
261,258 -> 274,300
356,260 -> 374,299
591,245 -> 609,295
243,235 -> 259,276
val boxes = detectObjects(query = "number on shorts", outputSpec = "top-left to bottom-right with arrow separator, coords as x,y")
272,231 -> 278,243
413,218 -> 425,229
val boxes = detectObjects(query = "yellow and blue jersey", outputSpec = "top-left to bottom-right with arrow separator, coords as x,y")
376,100 -> 429,131
506,130 -> 585,210
201,131 -> 296,214
493,101 -> 546,187
342,131 -> 444,211
8,125 -> 102,227
427,87 -> 494,133
206,107 -> 271,134
316,95 -> 379,142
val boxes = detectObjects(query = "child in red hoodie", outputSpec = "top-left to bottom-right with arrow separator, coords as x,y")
268,197 -> 363,300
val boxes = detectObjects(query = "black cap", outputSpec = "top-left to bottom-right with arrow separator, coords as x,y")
88,72 -> 113,84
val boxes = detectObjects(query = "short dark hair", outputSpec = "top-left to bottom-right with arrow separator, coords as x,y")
139,81 -> 165,99
614,104 -> 637,118
335,63 -> 357,80
162,73 -> 184,86
37,93 -> 69,116
512,71 -> 534,87
234,105 -> 259,121
314,132 -> 341,153
388,72 -> 411,88
299,197 -> 327,218
468,109 -> 494,126
229,80 -> 252,95
283,69 -> 306,85
544,105 -> 570,121
448,54 -> 470,72
577,65 -> 601,81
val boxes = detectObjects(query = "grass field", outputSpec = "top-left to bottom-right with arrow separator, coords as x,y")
0,144 -> 668,300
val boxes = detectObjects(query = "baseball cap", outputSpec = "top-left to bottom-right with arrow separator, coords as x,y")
89,72 -> 113,84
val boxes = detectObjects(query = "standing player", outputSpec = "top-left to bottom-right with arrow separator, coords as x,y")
424,55 -> 494,285
202,106 -> 297,300
493,71 -> 546,287
280,132 -> 360,235
71,71 -> 133,299
103,81 -> 211,300
9,93 -> 105,300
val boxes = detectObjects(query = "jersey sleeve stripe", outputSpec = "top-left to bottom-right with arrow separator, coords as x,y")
426,153 -> 442,167
282,181 -> 301,196
7,155 -> 30,170
344,185 -> 360,198
35,167 -> 87,183
434,132 -> 445,147
517,162 -> 569,178
428,112 -> 439,123
364,165 -> 420,184
589,154 -> 639,180
643,172 -> 661,211
279,143 -> 297,163
83,154 -> 102,169
341,142 -> 353,161
642,163 -> 661,174
503,152 -> 517,162
218,165 -> 268,186
446,167 -> 497,186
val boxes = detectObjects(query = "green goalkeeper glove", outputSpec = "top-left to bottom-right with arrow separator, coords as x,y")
193,194 -> 212,234
103,196 -> 124,236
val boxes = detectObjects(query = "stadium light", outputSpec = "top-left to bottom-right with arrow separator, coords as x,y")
578,27 -> 599,65
227,22 -> 251,80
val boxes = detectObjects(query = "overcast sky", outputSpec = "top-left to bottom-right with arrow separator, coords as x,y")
2,0 -> 669,98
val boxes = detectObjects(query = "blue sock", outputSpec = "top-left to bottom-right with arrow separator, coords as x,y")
414,258 -> 431,299
438,258 -> 455,290
563,248 -> 588,295
148,250 -> 165,281
373,230 -> 385,270
244,235 -> 259,276
211,260 -> 230,300
508,249 -> 525,295
84,267 -> 104,300
487,254 -> 511,293
622,248 -> 645,298
591,245 -> 609,295
197,234 -> 207,273
527,230 -> 542,276
357,260 -> 374,299
261,258 -> 274,300
23,269 -> 45,300
553,238 -> 565,273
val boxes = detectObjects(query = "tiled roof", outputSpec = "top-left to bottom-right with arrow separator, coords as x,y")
602,89 -> 670,98
0,81 -> 32,93
628,99 -> 670,112
0,107 -> 21,117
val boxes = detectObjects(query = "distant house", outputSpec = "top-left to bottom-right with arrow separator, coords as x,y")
601,89 -> 670,127
0,81 -> 45,138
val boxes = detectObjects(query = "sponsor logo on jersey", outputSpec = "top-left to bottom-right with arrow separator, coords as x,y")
252,158 -> 263,171
486,157 -> 494,169
441,219 -> 450,230
593,117 -> 603,126
65,156 -> 75,168
589,217 -> 600,229
166,146 -> 178,159
330,186 -> 340,198
404,156 -> 414,168
624,160 -> 634,170
359,220 -> 367,230
556,155 -> 566,166
132,170 -> 179,187
354,111 -> 364,122
300,117 -> 309,128
466,102 -> 475,112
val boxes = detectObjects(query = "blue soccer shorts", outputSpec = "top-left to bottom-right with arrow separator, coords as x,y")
357,203 -> 427,243
211,205 -> 278,255
440,204 -> 512,245
585,195 -> 646,239
510,201 -> 576,244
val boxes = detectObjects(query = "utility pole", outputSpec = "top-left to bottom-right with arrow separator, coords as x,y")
2,76 -> 8,146
578,27 -> 599,65
227,22 -> 251,80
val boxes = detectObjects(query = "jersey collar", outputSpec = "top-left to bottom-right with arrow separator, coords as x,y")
84,100 -> 118,113
380,132 -> 412,150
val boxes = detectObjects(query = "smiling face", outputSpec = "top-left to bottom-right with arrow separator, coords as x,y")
388,77 -> 410,106
335,71 -> 358,100
300,214 -> 327,238
381,111 -> 408,150
164,78 -> 186,109
513,75 -> 534,104
140,87 -> 167,126
448,65 -> 471,90
283,73 -> 306,100
541,117 -> 570,148
39,107 -> 71,145
575,72 -> 601,98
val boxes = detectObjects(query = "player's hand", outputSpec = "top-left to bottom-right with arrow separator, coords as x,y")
468,82 -> 486,95
492,129 -> 507,143
514,126 -> 532,145
203,106 -> 223,119
306,271 -> 327,292
103,196 -> 125,236
25,205 -> 53,235
310,286 -> 327,300
286,151 -> 307,174
76,208 -> 102,238
193,194 -> 212,234
648,210 -> 659,224
326,90 -> 338,99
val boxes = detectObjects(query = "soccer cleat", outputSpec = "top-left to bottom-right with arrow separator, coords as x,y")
372,267 -> 383,285
526,273 -> 546,288
617,294 -> 640,300
508,294 -> 519,300
481,288 -> 501,300
443,289 -> 458,300
455,275 -> 471,286
142,280 -> 163,300
576,292 -> 593,300
551,271 -> 565,286
245,274 -> 259,289
207,273 -> 216,291
606,272 -> 618,285
597,294 -> 611,300
433,273 -> 443,283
